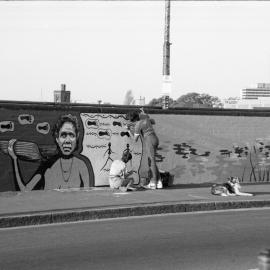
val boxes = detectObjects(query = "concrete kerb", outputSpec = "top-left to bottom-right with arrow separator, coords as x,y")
1,199 -> 270,228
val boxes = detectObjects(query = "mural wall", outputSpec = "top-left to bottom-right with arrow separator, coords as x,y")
154,114 -> 270,185
0,108 -> 145,191
80,113 -> 142,186
1,104 -> 270,192
0,110 -> 94,191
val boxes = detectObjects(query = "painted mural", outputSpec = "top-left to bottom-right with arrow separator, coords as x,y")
80,113 -> 143,186
154,114 -> 270,184
1,106 -> 270,192
0,114 -> 94,191
0,110 -> 145,191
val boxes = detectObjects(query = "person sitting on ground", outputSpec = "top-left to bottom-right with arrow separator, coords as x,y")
109,150 -> 136,192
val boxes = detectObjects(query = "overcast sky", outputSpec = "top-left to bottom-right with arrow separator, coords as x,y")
1,1 -> 270,104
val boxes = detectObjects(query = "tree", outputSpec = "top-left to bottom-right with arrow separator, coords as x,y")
147,92 -> 222,108
175,92 -> 200,105
148,96 -> 174,107
123,90 -> 135,105
173,92 -> 221,108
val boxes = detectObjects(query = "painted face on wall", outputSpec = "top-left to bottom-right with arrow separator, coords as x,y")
56,122 -> 77,156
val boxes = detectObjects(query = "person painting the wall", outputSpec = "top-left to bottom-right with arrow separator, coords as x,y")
127,110 -> 162,190
8,114 -> 90,191
109,150 -> 136,192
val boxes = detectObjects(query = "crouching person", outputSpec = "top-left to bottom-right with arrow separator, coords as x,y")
109,150 -> 136,192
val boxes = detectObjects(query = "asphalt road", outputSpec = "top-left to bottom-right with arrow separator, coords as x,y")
0,208 -> 270,270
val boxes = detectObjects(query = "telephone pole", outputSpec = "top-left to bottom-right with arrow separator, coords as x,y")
162,0 -> 172,109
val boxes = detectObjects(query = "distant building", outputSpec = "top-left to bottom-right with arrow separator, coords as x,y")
223,97 -> 240,109
224,83 -> 270,109
54,84 -> 71,103
241,83 -> 270,100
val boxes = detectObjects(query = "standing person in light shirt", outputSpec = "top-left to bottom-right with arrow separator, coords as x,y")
127,110 -> 162,190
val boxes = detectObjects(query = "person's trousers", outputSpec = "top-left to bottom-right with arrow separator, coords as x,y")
109,177 -> 130,189
144,134 -> 160,184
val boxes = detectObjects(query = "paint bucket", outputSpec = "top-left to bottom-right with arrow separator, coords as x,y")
160,171 -> 172,187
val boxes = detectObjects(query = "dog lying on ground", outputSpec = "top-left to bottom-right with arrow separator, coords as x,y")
211,177 -> 253,196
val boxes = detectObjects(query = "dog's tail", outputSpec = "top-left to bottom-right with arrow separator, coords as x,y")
211,184 -> 227,195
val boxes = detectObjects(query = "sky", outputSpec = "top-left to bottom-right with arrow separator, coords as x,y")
1,1 -> 270,105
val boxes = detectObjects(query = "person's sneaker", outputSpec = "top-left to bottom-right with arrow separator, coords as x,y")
157,180 -> 163,189
119,186 -> 128,192
144,182 -> 157,190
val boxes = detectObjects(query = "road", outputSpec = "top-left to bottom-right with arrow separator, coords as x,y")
0,208 -> 269,270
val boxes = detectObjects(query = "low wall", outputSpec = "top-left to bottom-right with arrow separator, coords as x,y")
0,101 -> 270,192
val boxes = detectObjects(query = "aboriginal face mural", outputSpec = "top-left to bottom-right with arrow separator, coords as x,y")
3,114 -> 93,191
41,115 -> 91,190
56,122 -> 77,156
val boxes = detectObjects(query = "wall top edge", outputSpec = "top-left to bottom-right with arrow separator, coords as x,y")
1,100 -> 270,117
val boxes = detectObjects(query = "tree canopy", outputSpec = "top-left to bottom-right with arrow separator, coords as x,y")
148,96 -> 174,107
148,92 -> 222,108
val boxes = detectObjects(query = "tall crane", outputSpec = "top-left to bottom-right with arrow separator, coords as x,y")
162,0 -> 172,109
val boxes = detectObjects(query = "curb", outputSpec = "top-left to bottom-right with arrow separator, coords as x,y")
0,200 -> 270,228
